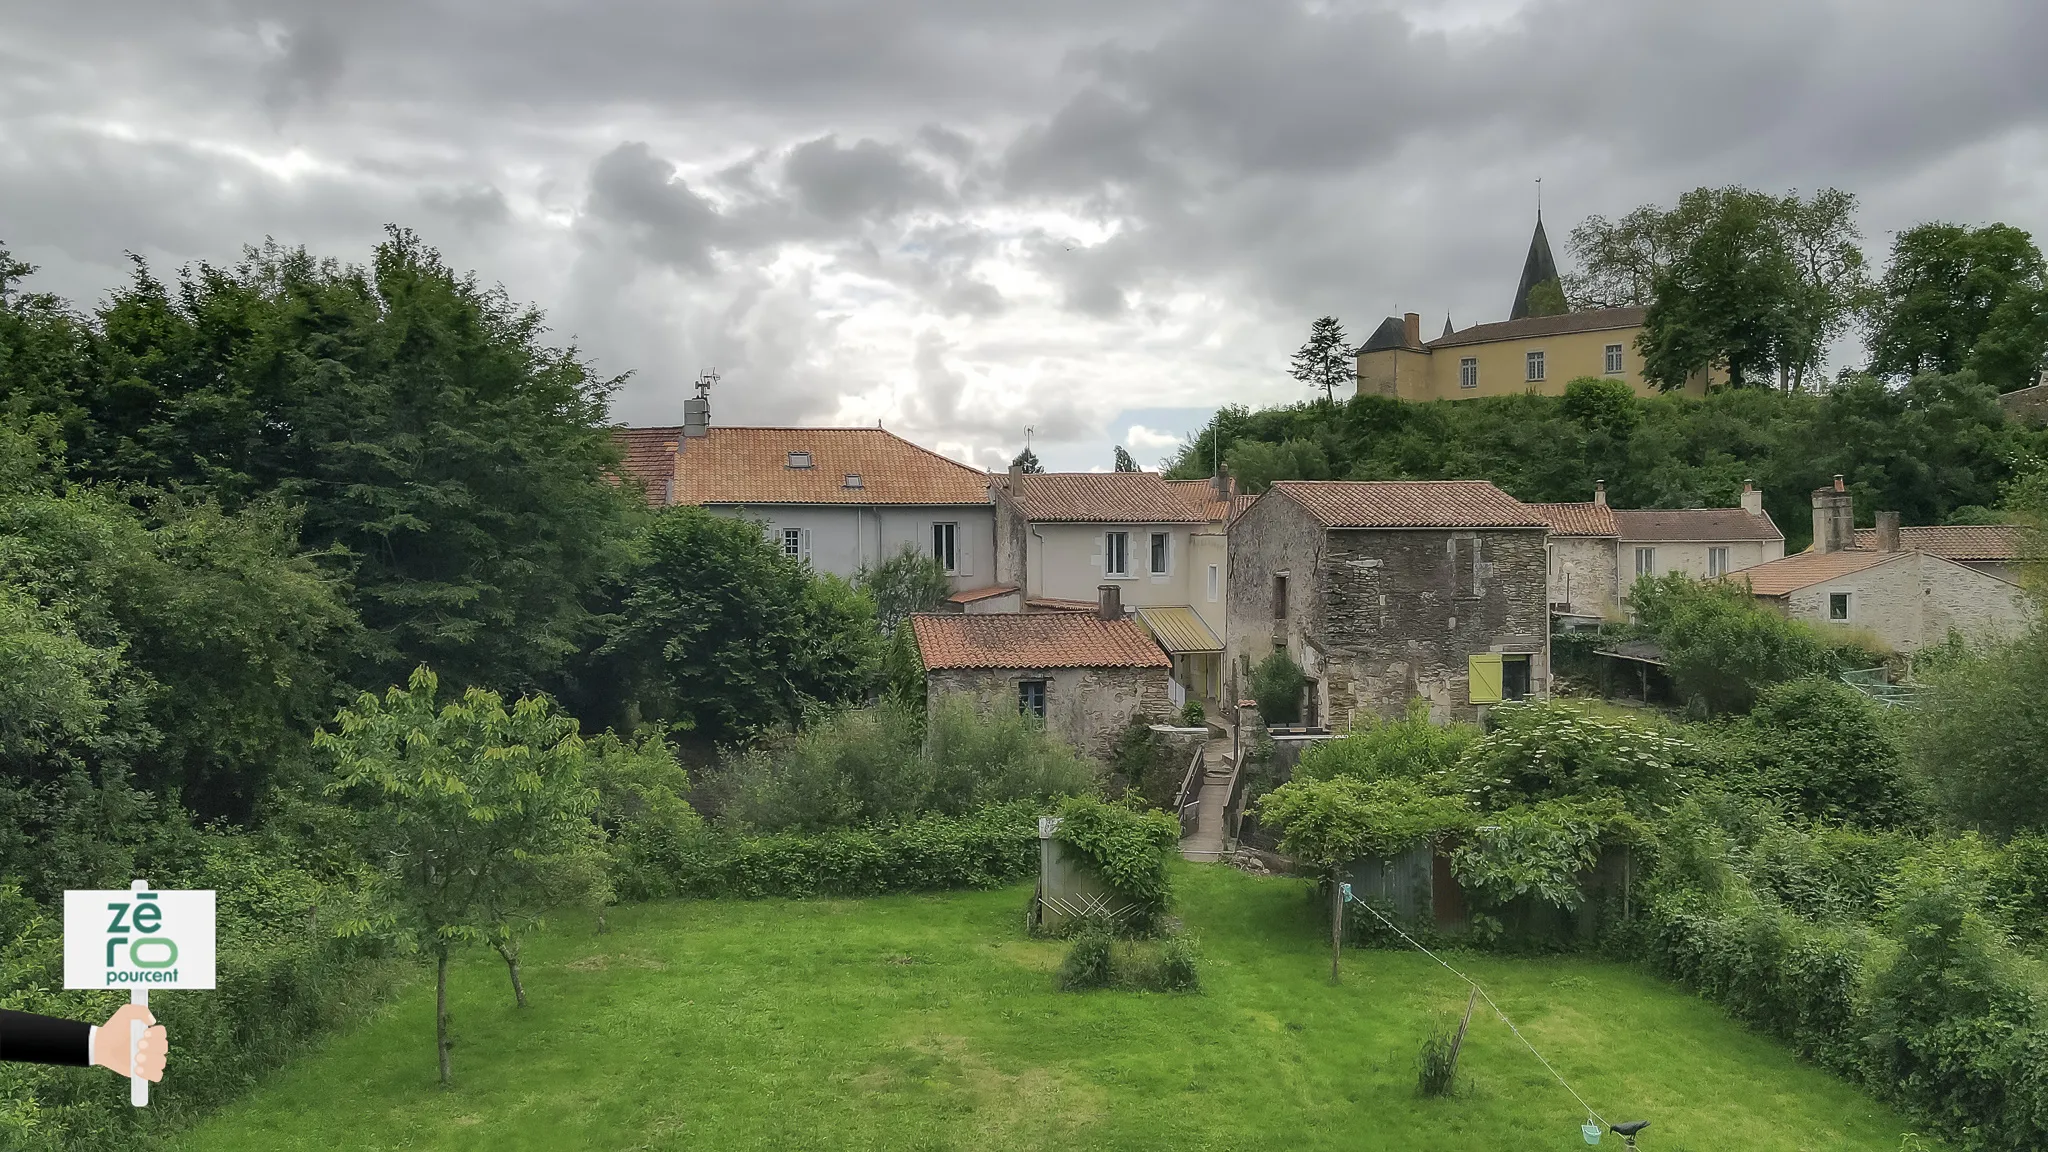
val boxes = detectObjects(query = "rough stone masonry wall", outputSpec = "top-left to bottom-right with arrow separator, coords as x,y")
1783,554 -> 2035,653
1224,494 -> 1330,701
926,665 -> 1173,760
1317,527 -> 1551,727
1549,537 -> 1617,618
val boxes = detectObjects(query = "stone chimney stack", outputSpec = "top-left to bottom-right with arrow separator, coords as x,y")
1741,480 -> 1763,517
1096,584 -> 1123,621
1007,462 -> 1023,491
1812,475 -> 1856,554
1212,470 -> 1230,503
1875,510 -> 1901,552
1593,481 -> 1607,507
1403,312 -> 1421,347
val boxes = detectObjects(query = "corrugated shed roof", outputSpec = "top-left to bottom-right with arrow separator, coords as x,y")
1612,507 -> 1784,543
911,612 -> 1170,670
1268,480 -> 1547,529
1852,524 -> 2034,562
1427,307 -> 1647,350
612,426 -> 681,507
1728,549 -> 1899,596
666,426 -> 991,506
1131,606 -> 1223,654
1526,501 -> 1619,537
1014,472 -> 1207,523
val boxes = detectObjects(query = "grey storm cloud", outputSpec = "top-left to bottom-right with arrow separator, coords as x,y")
5,0 -> 2048,466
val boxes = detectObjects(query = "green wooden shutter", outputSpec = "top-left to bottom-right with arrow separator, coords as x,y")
1468,653 -> 1503,704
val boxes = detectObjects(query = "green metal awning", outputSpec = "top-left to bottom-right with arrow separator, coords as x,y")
1131,606 -> 1223,655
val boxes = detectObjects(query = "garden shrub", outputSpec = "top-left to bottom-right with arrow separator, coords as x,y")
1913,622 -> 2048,837
1415,1014 -> 1460,1097
1055,930 -> 1201,993
1628,574 -> 1860,714
1154,936 -> 1201,992
1250,652 -> 1306,724
1056,929 -> 1116,991
1456,701 -> 1689,809
1107,722 -> 1183,811
1177,700 -> 1206,728
1294,700 -> 1478,785
1052,797 -> 1181,933
1712,677 -> 1926,828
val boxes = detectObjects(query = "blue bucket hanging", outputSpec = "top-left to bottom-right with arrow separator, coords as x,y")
1582,1122 -> 1602,1145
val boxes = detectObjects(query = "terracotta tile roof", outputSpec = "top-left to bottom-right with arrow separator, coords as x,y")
1526,501 -> 1619,537
1025,597 -> 1099,612
612,426 -> 682,507
1425,307 -> 1647,351
911,612 -> 1170,670
1611,507 -> 1784,543
1164,478 -> 1247,524
1267,480 -> 1546,529
1727,549 -> 1900,596
1013,472 -> 1207,523
1852,524 -> 2034,562
660,426 -> 991,506
946,584 -> 1017,605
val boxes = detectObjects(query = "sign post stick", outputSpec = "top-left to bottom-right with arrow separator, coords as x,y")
129,880 -> 147,1108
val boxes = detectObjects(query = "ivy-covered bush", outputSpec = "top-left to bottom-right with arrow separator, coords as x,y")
1051,796 -> 1180,933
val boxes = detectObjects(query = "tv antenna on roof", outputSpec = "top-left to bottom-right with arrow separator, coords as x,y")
684,368 -> 717,438
694,368 -> 719,398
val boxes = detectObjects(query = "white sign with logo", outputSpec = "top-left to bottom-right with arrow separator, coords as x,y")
64,882 -> 216,1106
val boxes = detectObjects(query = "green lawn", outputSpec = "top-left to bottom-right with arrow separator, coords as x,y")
175,865 -> 1931,1152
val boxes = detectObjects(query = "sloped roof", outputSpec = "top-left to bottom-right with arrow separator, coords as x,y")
1164,478 -> 1246,524
1427,307 -> 1648,351
946,584 -> 1017,605
1728,549 -> 1899,596
612,426 -> 682,507
1510,217 -> 1564,321
1358,315 -> 1421,354
1131,606 -> 1224,655
1612,507 -> 1784,543
663,426 -> 991,506
911,613 -> 1170,671
1013,472 -> 1207,523
1852,524 -> 2034,562
1267,480 -> 1546,529
1526,501 -> 1619,537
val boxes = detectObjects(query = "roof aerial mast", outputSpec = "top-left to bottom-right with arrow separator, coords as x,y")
684,367 -> 717,438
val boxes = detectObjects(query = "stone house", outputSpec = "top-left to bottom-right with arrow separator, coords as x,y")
1529,482 -> 1785,621
613,420 -> 1002,596
1848,523 -> 2036,587
991,469 -> 1245,710
910,590 -> 1173,758
1732,478 -> 2035,654
1225,480 -> 1552,728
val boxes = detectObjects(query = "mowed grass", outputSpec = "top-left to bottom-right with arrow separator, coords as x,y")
175,864 -> 1932,1152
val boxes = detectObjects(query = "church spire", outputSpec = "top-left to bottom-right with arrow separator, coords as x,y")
1509,212 -> 1566,320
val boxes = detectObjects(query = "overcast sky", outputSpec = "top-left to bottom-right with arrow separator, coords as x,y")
6,0 -> 2047,472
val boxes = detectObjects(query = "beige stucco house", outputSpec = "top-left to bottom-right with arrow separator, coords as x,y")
992,469 -> 1245,711
1731,479 -> 2035,654
1528,482 -> 1785,620
911,597 -> 1173,759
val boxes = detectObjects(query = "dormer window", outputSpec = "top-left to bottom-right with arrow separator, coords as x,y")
786,451 -> 812,469
843,473 -> 864,489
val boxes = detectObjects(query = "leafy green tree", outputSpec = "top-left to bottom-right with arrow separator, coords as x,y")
1010,446 -> 1044,473
1630,574 -> 1848,713
598,508 -> 880,740
1718,676 -> 1924,827
1249,651 -> 1307,724
1225,437 -> 1330,494
1521,278 -> 1569,317
1913,623 -> 2048,837
319,667 -> 603,1083
1868,222 -> 2048,393
857,544 -> 950,634
1113,445 -> 1139,472
1641,189 -> 1803,391
1290,316 -> 1352,404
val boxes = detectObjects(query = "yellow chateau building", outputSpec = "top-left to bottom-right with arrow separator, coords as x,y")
1355,217 -> 1709,402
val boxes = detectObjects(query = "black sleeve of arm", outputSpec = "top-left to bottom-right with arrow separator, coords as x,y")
0,1009 -> 92,1067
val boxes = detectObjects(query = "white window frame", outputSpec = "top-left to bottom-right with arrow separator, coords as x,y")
1104,530 -> 1130,578
1206,564 -> 1220,603
1708,546 -> 1730,579
1634,546 -> 1658,578
1604,344 -> 1625,375
1459,357 -> 1479,389
1149,531 -> 1170,576
1526,350 -> 1546,382
782,528 -> 802,558
1828,591 -> 1852,621
931,522 -> 958,574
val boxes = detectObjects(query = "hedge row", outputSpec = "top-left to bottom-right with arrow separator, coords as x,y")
616,802 -> 1042,901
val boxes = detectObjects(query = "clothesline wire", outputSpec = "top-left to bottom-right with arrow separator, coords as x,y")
1342,887 -> 1609,1130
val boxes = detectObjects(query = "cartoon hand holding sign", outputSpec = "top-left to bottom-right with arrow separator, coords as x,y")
32,879 -> 218,1106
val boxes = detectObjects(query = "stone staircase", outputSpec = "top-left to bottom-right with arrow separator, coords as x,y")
1179,736 -> 1236,862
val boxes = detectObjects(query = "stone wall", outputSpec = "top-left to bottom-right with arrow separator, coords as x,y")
2002,381 -> 2048,427
1224,493 -> 1329,705
1548,536 -> 1616,618
1316,526 -> 1551,726
926,665 -> 1173,760
1780,552 -> 2036,653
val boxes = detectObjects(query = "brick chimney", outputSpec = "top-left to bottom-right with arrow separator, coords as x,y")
1403,312 -> 1421,348
1593,480 -> 1607,507
1875,510 -> 1901,552
1812,475 -> 1856,553
1096,584 -> 1123,620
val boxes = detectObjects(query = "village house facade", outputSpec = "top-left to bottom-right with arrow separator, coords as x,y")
1225,480 -> 1552,728
1731,478 -> 2035,654
613,423 -> 1000,595
1529,482 -> 1786,620
910,594 -> 1174,758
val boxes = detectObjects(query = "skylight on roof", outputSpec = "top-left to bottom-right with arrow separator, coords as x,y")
787,451 -> 812,469
843,473 -> 864,489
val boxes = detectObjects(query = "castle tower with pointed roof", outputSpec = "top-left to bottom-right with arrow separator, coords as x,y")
1508,215 -> 1565,320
